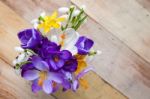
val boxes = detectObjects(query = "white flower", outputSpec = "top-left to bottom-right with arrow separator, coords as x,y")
58,7 -> 69,14
61,28 -> 79,55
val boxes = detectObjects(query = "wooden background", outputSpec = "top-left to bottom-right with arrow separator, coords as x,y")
0,0 -> 150,99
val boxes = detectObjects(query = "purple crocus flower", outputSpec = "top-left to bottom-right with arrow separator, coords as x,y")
18,29 -> 41,49
47,50 -> 73,71
75,36 -> 94,55
36,37 -> 61,58
21,56 -> 63,94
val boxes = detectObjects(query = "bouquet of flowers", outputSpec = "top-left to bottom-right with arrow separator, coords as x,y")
13,5 -> 100,94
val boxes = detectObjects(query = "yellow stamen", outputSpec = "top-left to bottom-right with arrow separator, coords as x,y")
38,71 -> 47,86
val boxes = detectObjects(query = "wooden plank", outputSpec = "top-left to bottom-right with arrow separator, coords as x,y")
0,59 -> 55,99
71,0 -> 150,64
0,1 -> 127,99
1,0 -> 150,99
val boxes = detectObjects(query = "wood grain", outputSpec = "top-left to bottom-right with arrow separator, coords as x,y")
71,0 -> 150,64
0,1 -> 127,99
0,59 -> 55,99
1,0 -> 150,99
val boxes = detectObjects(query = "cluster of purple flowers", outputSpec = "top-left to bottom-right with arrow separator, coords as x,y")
16,28 -> 94,94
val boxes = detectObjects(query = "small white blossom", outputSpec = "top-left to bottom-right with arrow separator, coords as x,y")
97,50 -> 102,55
72,10 -> 80,17
40,11 -> 46,17
17,53 -> 26,63
14,46 -> 24,52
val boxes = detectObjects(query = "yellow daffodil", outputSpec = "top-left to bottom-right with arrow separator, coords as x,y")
38,11 -> 65,34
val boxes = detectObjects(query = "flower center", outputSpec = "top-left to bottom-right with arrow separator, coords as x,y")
38,71 -> 47,86
54,56 -> 59,62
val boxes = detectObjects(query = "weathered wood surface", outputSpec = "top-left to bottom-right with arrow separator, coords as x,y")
1,0 -> 150,99
0,1 -> 127,99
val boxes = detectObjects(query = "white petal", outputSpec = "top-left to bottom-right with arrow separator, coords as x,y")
14,47 -> 24,52
72,10 -> 80,17
50,35 -> 59,45
58,7 -> 69,14
40,11 -> 46,17
69,46 -> 78,55
97,50 -> 102,55
17,53 -> 26,63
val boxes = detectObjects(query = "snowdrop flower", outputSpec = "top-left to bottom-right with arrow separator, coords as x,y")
72,10 -> 80,17
14,46 -> 24,52
58,7 -> 69,14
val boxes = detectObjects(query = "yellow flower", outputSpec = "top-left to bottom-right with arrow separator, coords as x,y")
38,11 -> 65,34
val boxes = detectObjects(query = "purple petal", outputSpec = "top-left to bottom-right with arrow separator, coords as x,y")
63,58 -> 78,72
32,79 -> 42,93
56,59 -> 64,68
77,67 -> 93,79
22,70 -> 39,80
48,72 -> 63,84
42,80 -> 53,94
72,80 -> 79,91
60,50 -> 72,60
84,39 -> 94,50
62,79 -> 71,91
49,59 -> 64,70
32,56 -> 49,71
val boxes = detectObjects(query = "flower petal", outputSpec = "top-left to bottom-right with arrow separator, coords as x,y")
42,80 -> 53,94
32,56 -> 49,71
72,80 -> 79,91
60,50 -> 72,60
32,79 -> 42,93
48,72 -> 63,84
77,67 -> 93,79
22,70 -> 39,80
